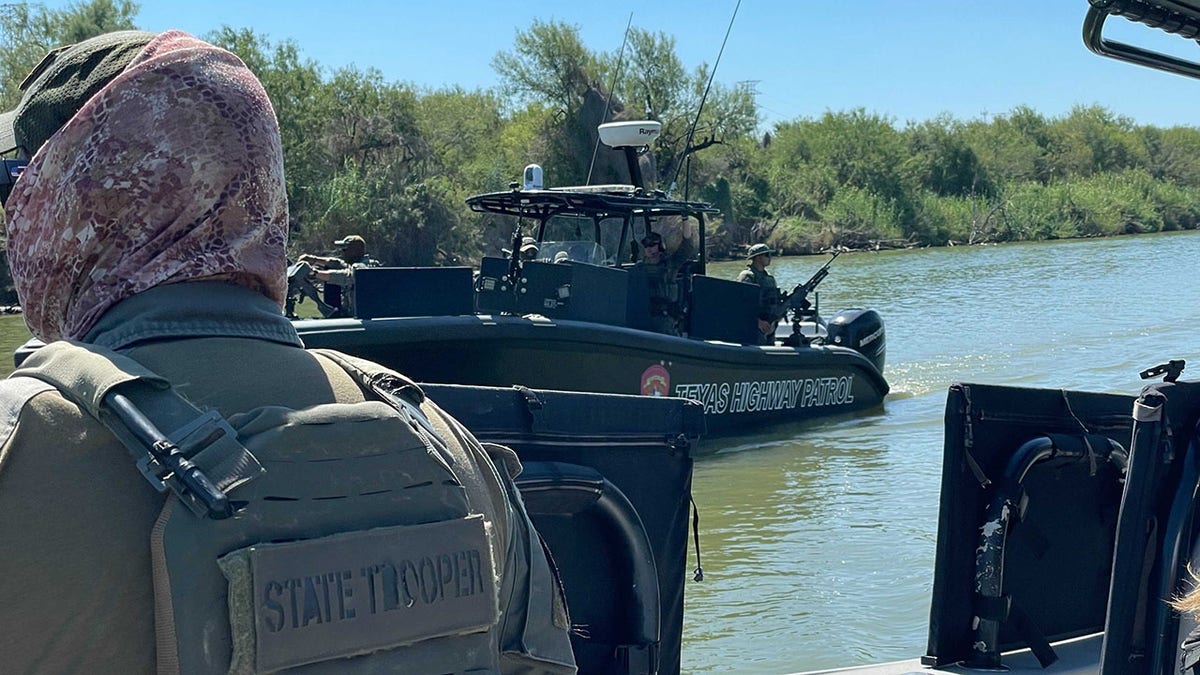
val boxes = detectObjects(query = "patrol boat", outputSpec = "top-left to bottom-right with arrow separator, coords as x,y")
293,122 -> 888,437
795,3 -> 1200,672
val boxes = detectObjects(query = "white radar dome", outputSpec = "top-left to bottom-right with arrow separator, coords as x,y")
598,120 -> 662,148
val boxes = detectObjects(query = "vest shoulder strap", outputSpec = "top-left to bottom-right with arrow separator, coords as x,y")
11,340 -> 262,518
0,375 -> 56,449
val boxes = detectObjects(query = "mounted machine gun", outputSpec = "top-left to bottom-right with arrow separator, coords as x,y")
765,250 -> 842,327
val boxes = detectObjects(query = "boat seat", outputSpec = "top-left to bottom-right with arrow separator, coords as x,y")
562,262 -> 629,326
921,383 -> 1136,670
622,266 -> 653,331
688,275 -> 761,344
419,383 -> 704,675
516,261 -> 572,317
476,256 -> 517,314
517,461 -> 660,675
352,266 -> 474,319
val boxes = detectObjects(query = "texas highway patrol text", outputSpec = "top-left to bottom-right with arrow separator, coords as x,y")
673,376 -> 855,414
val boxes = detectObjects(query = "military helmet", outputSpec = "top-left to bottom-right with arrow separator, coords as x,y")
641,231 -> 663,248
746,243 -> 775,259
519,236 -> 538,254
0,30 -> 156,204
0,30 -> 156,158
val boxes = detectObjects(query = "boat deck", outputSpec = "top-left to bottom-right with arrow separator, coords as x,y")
793,633 -> 1102,675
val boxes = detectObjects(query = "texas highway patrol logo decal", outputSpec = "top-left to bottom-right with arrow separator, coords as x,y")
640,365 -> 670,397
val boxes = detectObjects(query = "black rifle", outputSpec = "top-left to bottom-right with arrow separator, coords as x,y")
766,249 -> 842,324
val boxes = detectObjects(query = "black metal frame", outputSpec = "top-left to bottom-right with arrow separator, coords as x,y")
466,186 -> 719,274
1084,0 -> 1200,79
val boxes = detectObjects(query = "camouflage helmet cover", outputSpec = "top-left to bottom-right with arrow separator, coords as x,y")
746,243 -> 775,259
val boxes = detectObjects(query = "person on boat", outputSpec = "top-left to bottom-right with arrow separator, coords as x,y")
1173,587 -> 1200,674
636,231 -> 683,335
300,233 -> 378,269
296,234 -> 380,317
501,235 -> 539,261
737,243 -> 782,344
520,236 -> 540,261
0,29 -> 574,674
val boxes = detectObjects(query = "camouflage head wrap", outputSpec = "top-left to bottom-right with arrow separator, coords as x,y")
4,30 -> 289,341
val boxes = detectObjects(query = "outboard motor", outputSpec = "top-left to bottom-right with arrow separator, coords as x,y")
826,308 -> 885,372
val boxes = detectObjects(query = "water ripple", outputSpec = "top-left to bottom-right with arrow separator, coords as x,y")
688,232 -> 1200,673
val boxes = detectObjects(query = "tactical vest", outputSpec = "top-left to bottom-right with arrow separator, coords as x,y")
639,261 -> 679,313
738,266 -> 779,318
10,341 -> 576,675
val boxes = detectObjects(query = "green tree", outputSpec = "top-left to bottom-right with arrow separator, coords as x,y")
612,28 -> 757,190
492,21 -> 758,192
621,29 -> 685,123
904,114 -> 992,198
1046,104 -> 1146,179
766,110 -> 910,224
491,20 -> 600,187
492,19 -> 596,111
415,87 -> 506,189
963,106 -> 1051,186
1139,124 -> 1200,186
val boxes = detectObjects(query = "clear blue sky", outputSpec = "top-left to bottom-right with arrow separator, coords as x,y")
104,1 -> 1200,129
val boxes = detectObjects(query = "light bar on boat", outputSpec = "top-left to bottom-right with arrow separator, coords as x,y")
523,164 -> 544,190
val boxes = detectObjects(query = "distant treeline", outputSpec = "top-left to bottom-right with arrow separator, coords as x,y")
3,0 -> 1199,271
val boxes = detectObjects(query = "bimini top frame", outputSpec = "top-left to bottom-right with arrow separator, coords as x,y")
466,185 -> 721,222
1084,0 -> 1200,79
468,186 -> 721,272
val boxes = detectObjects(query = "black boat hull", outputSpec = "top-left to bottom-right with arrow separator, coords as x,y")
295,314 -> 889,436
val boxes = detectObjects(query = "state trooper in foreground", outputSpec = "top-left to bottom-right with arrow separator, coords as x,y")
0,29 -> 575,674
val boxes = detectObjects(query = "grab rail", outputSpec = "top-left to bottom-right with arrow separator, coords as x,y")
1084,0 -> 1200,80
970,434 -> 1129,670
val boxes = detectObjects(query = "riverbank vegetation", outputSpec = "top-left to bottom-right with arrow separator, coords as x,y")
3,0 -> 1199,272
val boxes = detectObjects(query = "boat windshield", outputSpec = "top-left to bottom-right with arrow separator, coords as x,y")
535,240 -> 608,264
541,214 -> 626,265
539,211 -> 702,266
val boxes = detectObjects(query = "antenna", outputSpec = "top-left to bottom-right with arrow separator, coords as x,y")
668,0 -> 741,197
586,12 -> 634,185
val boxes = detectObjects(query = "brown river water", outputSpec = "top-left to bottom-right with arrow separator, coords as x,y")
1,230 -> 1196,673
